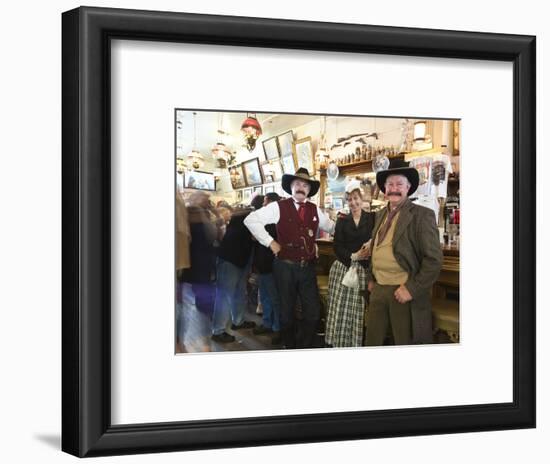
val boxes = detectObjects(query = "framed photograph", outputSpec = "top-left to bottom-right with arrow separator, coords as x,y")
277,130 -> 295,157
235,189 -> 243,203
332,198 -> 344,210
228,163 -> 246,189
242,187 -> 252,203
293,136 -> 315,174
242,157 -> 263,186
264,184 -> 275,194
271,160 -> 283,181
62,6 -> 535,458
262,136 -> 280,161
183,170 -> 216,191
253,185 -> 263,195
261,163 -> 275,183
281,154 -> 296,174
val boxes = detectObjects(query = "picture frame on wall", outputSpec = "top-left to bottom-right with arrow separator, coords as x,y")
242,187 -> 252,203
277,130 -> 294,158
62,6 -> 535,458
242,157 -> 263,186
261,162 -> 275,183
183,170 -> 216,191
262,135 -> 280,161
292,136 -> 315,175
228,163 -> 246,189
281,155 -> 296,174
253,185 -> 263,195
264,184 -> 275,194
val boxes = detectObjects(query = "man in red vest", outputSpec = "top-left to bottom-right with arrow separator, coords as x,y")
244,168 -> 334,349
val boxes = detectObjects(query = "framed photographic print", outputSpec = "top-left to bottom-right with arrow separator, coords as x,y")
271,160 -> 283,181
332,197 -> 344,210
242,157 -> 263,186
242,187 -> 252,203
235,189 -> 243,202
293,136 -> 315,174
62,6 -> 535,458
183,170 -> 216,191
262,136 -> 280,161
228,163 -> 246,189
253,185 -> 263,195
277,130 -> 295,157
264,184 -> 275,194
281,155 -> 296,174
261,162 -> 275,183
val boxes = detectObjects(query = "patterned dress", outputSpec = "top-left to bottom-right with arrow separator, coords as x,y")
325,211 -> 374,347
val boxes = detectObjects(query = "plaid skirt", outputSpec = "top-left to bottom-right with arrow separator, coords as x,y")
325,259 -> 366,347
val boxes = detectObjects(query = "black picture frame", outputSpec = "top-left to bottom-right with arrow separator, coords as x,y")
242,157 -> 264,186
62,6 -> 535,458
183,170 -> 216,191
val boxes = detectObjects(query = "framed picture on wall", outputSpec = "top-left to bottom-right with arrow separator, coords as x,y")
281,155 -> 296,174
253,185 -> 263,195
261,162 -> 275,183
242,158 -> 263,186
292,136 -> 315,175
228,164 -> 246,189
262,136 -> 280,161
277,130 -> 294,158
242,188 -> 252,203
183,170 -> 216,191
264,185 -> 275,194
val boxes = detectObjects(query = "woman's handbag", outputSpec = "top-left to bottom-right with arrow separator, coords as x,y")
341,262 -> 360,289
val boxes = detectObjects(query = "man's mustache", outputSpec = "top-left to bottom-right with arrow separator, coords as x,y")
295,190 -> 306,195
387,192 -> 402,197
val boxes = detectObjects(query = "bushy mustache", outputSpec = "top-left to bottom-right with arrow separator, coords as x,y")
295,190 -> 306,195
387,192 -> 402,196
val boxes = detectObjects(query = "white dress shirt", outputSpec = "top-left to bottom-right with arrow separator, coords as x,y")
244,199 -> 335,248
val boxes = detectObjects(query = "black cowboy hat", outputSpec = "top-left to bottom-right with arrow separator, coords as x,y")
281,167 -> 320,197
376,158 -> 419,196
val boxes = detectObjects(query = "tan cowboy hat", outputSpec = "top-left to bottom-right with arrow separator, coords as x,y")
281,167 -> 320,197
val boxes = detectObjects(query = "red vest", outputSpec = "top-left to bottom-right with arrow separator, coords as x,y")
276,198 -> 319,261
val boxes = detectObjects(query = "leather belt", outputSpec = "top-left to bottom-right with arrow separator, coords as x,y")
277,258 -> 315,268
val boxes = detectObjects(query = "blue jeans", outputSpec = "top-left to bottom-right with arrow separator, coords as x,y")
259,273 -> 280,332
211,258 -> 249,335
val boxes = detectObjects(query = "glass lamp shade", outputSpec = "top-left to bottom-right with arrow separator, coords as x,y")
186,150 -> 205,170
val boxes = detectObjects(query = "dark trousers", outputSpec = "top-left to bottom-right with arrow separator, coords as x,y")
366,283 -> 412,346
273,258 -> 321,349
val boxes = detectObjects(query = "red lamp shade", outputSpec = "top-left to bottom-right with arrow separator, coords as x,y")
241,115 -> 263,152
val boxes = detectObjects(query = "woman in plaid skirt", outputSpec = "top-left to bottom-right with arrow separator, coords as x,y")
325,182 -> 374,347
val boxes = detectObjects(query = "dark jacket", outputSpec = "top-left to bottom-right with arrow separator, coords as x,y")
333,210 -> 375,268
367,200 -> 443,343
183,206 -> 218,283
217,209 -> 254,268
253,224 -> 277,274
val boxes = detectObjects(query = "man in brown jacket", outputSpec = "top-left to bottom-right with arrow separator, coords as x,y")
366,159 -> 443,345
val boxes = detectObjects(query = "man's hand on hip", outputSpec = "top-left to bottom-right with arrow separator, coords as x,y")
270,240 -> 281,256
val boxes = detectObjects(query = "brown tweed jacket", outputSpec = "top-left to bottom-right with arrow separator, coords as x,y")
367,199 -> 443,343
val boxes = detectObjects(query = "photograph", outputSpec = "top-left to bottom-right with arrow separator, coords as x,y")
293,136 -> 315,174
277,130 -> 294,157
242,187 -> 252,203
281,154 -> 296,174
174,109 -> 462,354
242,157 -> 263,186
262,136 -> 280,161
184,170 -> 216,191
228,163 -> 246,189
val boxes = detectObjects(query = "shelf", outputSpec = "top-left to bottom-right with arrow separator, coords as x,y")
319,155 -> 404,176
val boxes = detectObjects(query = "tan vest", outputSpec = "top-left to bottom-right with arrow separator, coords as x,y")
372,211 -> 409,285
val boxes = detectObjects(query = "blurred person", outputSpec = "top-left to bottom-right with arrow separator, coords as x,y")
210,197 -> 262,343
252,192 -> 283,345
